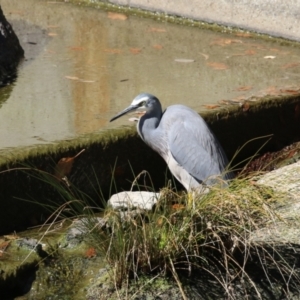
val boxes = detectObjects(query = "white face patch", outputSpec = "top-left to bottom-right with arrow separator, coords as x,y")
131,96 -> 150,113
131,96 -> 149,107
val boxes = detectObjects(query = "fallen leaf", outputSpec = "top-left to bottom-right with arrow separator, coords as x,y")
203,104 -> 220,109
281,62 -> 300,69
54,149 -> 85,180
244,49 -> 256,55
242,102 -> 250,112
235,85 -> 252,91
174,58 -> 195,63
85,247 -> 97,258
0,241 -> 10,256
104,48 -> 122,54
264,55 -> 276,59
48,32 -> 58,36
280,88 -> 300,95
153,44 -> 163,49
207,62 -> 229,70
232,95 -> 247,101
148,27 -> 166,33
65,76 -> 79,80
210,38 -> 242,46
130,48 -> 142,54
69,46 -> 85,51
107,12 -> 127,20
172,204 -> 185,210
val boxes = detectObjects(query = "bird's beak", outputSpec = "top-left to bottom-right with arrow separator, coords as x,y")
110,104 -> 139,122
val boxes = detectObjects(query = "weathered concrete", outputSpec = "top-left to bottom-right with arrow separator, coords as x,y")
110,0 -> 300,41
251,160 -> 300,244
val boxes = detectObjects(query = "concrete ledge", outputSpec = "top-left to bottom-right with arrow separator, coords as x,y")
110,0 -> 300,41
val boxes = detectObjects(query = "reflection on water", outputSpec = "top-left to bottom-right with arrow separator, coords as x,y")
1,0 -> 300,149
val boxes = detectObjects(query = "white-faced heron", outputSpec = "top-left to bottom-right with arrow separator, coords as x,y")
110,93 -> 234,191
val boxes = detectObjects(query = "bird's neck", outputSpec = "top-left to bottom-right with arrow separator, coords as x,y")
137,111 -> 161,145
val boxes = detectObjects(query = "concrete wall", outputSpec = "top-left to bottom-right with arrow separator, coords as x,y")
110,0 -> 300,41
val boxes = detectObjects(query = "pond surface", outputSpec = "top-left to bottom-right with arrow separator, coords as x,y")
1,0 -> 300,149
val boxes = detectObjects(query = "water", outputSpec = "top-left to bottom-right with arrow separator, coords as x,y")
1,0 -> 300,149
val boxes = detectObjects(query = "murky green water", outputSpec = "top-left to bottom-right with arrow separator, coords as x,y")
1,0 -> 300,149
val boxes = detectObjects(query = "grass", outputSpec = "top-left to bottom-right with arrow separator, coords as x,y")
84,175 -> 300,299
4,163 -> 300,299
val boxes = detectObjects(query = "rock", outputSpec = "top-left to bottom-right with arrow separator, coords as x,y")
107,191 -> 160,211
250,161 -> 300,244
0,5 -> 24,86
64,217 -> 106,248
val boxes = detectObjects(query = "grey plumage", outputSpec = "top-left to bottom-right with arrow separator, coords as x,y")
110,93 -> 233,191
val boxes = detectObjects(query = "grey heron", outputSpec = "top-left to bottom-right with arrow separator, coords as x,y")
110,93 -> 233,192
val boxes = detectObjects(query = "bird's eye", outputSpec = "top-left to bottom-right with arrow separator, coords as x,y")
141,101 -> 147,106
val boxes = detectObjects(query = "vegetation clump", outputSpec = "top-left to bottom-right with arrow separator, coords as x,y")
85,178 -> 299,299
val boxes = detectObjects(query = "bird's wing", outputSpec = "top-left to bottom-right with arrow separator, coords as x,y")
165,106 -> 228,184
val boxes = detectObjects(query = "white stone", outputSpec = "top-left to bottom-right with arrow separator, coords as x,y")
107,191 -> 160,211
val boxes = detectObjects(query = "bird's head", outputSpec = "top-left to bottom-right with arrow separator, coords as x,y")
110,93 -> 161,122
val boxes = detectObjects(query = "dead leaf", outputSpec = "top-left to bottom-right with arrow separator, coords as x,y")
244,49 -> 256,55
203,104 -> 220,109
48,32 -> 58,36
153,44 -> 163,49
130,48 -> 142,54
65,76 -> 79,80
207,62 -> 229,70
235,85 -> 252,91
0,241 -> 10,256
85,247 -> 97,258
242,102 -> 250,112
210,38 -> 242,46
174,58 -> 195,63
69,46 -> 85,51
104,48 -> 122,54
280,88 -> 300,95
54,149 -> 85,180
107,12 -> 127,20
232,95 -> 247,101
281,62 -> 300,69
147,27 -> 166,33
172,204 -> 185,210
